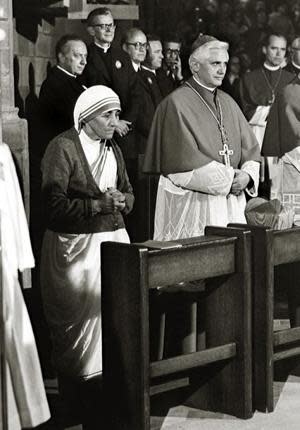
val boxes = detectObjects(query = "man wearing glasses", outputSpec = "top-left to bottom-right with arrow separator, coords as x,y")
82,7 -> 141,240
122,27 -> 148,72
157,34 -> 185,97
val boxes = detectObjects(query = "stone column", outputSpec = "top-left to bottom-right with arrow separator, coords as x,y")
0,0 -> 29,215
0,1 -> 31,288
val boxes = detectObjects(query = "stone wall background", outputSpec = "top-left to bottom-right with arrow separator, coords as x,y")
13,17 -> 131,107
13,18 -> 86,104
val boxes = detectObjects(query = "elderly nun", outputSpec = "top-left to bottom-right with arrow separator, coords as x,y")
40,85 -> 134,428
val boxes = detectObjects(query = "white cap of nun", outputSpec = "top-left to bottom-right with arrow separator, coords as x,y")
73,85 -> 121,132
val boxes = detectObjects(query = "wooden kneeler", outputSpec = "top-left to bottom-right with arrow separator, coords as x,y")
229,224 -> 300,412
101,228 -> 253,430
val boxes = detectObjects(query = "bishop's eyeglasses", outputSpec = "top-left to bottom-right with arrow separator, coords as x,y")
126,42 -> 148,50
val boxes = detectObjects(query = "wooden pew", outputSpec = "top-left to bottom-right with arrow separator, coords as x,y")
228,224 -> 300,412
101,229 -> 253,429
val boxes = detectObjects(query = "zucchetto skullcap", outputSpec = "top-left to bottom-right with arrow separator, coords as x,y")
74,85 -> 121,132
191,34 -> 218,53
190,34 -> 228,59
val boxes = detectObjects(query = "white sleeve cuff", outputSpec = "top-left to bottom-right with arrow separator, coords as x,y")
168,161 -> 234,195
241,160 -> 260,197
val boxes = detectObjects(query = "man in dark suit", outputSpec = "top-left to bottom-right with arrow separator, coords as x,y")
157,34 -> 185,97
136,34 -> 165,240
122,27 -> 148,72
137,34 -> 164,147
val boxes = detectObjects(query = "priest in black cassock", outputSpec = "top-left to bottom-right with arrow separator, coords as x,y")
262,76 -> 300,225
81,7 -> 140,169
240,33 -> 294,124
38,35 -> 87,155
239,32 -> 294,192
81,7 -> 140,240
34,35 -> 87,244
262,79 -> 300,327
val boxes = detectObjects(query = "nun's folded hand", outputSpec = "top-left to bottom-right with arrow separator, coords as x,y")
108,188 -> 126,212
96,191 -> 117,214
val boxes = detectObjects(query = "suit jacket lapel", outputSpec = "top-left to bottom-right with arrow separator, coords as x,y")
140,69 -> 162,106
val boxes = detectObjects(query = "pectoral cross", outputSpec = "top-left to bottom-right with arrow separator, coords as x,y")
268,91 -> 275,105
218,125 -> 233,167
219,143 -> 233,167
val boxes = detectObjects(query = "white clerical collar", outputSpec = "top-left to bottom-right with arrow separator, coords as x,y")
141,65 -> 156,75
132,61 -> 140,72
292,60 -> 300,70
94,41 -> 111,53
56,65 -> 76,78
193,76 -> 216,92
263,62 -> 281,71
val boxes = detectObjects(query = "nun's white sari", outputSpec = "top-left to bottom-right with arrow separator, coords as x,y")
41,131 -> 129,379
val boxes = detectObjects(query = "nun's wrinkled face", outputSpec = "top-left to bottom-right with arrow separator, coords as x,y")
84,109 -> 120,140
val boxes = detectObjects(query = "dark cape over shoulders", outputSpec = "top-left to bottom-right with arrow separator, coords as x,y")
143,77 -> 261,175
262,79 -> 300,157
239,67 -> 295,121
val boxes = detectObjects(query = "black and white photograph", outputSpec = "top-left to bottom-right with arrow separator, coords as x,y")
1,1 -> 300,429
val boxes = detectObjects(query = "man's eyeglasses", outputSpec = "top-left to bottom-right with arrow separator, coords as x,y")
92,23 -> 116,31
126,42 -> 148,50
165,49 -> 180,57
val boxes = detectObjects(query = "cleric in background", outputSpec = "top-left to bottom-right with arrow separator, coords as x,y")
38,34 -> 87,151
262,78 -> 300,328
